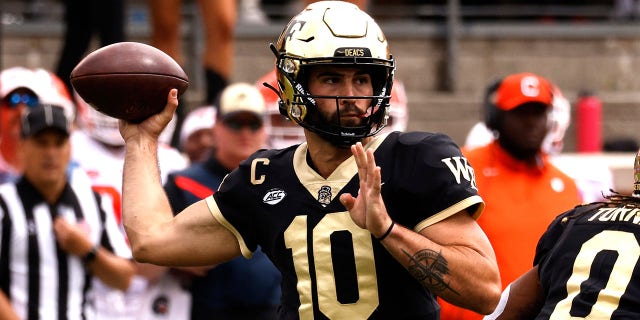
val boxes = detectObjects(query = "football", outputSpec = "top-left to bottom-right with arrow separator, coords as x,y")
70,42 -> 189,123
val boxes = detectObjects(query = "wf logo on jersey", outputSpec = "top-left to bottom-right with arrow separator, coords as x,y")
318,186 -> 332,206
263,188 -> 286,205
441,156 -> 478,190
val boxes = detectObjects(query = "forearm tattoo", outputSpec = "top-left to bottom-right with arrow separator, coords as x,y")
403,249 -> 459,295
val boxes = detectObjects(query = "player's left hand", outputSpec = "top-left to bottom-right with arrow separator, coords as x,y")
340,142 -> 393,239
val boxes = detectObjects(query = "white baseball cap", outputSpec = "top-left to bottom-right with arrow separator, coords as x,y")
179,106 -> 216,147
217,82 -> 266,119
1,67 -> 75,120
0,67 -> 43,98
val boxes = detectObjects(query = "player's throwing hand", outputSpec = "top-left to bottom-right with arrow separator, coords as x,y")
119,89 -> 178,143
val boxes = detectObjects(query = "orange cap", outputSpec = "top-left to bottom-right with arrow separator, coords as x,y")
496,72 -> 553,111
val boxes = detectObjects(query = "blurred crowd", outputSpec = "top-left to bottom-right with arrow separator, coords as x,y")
0,0 -> 638,319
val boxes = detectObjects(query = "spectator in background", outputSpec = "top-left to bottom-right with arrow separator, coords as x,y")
179,106 -> 216,163
71,94 -> 190,319
440,72 -> 582,319
0,104 -> 135,319
0,67 -> 75,184
464,81 -> 614,203
55,0 -> 125,95
163,82 -> 280,319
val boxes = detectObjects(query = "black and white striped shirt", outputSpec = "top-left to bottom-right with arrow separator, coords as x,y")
0,171 -> 132,320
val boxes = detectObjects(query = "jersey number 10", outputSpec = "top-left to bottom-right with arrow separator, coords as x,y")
284,211 -> 380,319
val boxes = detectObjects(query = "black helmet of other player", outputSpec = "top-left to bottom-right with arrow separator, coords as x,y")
272,0 -> 395,147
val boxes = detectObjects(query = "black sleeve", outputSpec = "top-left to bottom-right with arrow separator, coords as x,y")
382,132 -> 483,228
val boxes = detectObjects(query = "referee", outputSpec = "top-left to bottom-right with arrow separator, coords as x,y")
0,104 -> 135,320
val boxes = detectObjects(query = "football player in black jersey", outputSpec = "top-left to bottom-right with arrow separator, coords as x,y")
484,151 -> 640,320
119,1 -> 501,318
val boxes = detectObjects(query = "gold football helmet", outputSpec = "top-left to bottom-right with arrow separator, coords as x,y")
270,0 -> 395,146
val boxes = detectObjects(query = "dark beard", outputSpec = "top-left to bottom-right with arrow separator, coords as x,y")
320,103 -> 363,128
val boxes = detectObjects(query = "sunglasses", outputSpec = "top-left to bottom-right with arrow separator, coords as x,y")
5,93 -> 39,109
223,119 -> 263,132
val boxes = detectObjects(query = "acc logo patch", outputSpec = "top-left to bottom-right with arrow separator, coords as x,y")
263,188 -> 286,205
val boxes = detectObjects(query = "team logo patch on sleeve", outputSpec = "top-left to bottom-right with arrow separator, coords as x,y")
263,188 -> 287,205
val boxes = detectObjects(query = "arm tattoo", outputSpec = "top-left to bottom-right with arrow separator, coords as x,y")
402,248 -> 460,296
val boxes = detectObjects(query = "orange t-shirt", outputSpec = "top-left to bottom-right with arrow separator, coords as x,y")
439,141 -> 581,320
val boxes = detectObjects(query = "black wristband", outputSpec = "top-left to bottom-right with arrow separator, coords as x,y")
82,245 -> 98,265
375,221 -> 395,241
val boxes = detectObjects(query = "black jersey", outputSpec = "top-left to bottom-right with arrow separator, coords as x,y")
207,131 -> 483,319
534,201 -> 640,319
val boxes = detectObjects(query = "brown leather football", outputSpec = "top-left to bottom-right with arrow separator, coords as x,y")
70,42 -> 189,123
